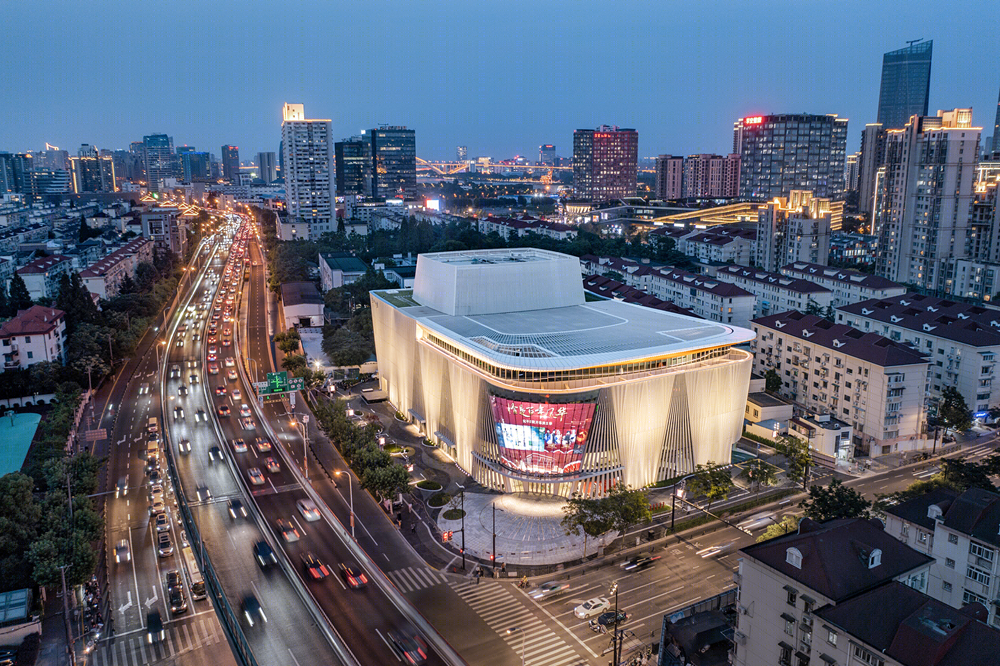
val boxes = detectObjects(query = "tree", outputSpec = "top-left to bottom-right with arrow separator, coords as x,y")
799,479 -> 872,522
686,461 -> 735,510
764,369 -> 782,394
361,463 -> 409,501
603,484 -> 651,537
281,354 -> 307,374
938,386 -> 972,432
738,459 -> 778,495
118,273 -> 137,295
275,328 -> 301,354
0,280 -> 10,318
756,515 -> 799,543
0,473 -> 42,590
8,273 -> 32,311
776,437 -> 813,489
562,494 -> 615,558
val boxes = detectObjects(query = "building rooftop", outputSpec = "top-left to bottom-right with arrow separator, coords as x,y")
884,487 -> 961,533
16,254 -> 71,274
79,238 -> 151,279
746,391 -> 790,409
320,252 -> 369,274
0,306 -> 65,337
740,517 -> 934,603
715,264 -> 831,295
280,281 -> 324,308
888,487 -> 1000,548
753,311 -> 929,367
386,265 -> 416,278
838,293 -> 1000,347
816,581 -> 999,666
781,261 -> 904,290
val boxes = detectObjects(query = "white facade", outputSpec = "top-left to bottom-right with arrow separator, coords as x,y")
0,306 -> 67,370
779,261 -> 906,307
15,255 -> 74,301
712,265 -> 832,320
755,201 -> 831,272
281,103 -> 335,239
373,249 -> 755,497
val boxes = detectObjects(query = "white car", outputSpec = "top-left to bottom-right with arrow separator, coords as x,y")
297,499 -> 321,522
574,597 -> 610,619
115,540 -> 131,563
225,357 -> 236,367
231,389 -> 241,400
248,468 -> 265,485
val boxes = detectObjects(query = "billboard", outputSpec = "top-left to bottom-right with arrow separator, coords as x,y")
489,396 -> 596,476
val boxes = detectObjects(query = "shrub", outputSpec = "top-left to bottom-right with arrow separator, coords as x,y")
442,508 -> 465,520
416,480 -> 442,491
428,493 -> 451,508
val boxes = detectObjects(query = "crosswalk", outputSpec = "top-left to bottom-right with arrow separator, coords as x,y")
386,565 -> 448,593
449,580 -> 582,666
92,613 -> 224,666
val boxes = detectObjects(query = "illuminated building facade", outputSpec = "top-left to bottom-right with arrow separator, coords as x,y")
365,126 -> 416,199
538,144 -> 556,166
281,103 -> 335,239
334,137 -> 368,197
572,126 -> 638,201
371,248 -> 754,497
682,153 -> 740,199
142,134 -> 175,192
221,145 -> 240,182
877,40 -> 932,130
733,114 -> 848,200
654,155 -> 683,199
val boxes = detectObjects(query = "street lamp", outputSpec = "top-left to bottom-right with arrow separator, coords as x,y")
609,581 -> 621,666
456,482 -> 466,570
671,483 -> 686,532
155,340 -> 166,368
335,470 -> 355,539
506,627 -> 525,666
288,413 -> 309,481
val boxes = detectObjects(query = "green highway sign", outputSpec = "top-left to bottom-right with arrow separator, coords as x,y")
256,371 -> 305,396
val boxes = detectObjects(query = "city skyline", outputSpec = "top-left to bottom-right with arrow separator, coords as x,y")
3,1 -> 998,161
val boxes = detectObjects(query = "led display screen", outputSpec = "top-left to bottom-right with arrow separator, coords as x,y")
489,396 -> 596,476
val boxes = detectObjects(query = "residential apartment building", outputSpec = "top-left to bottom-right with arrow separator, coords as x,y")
0,306 -> 67,370
476,216 -> 577,241
15,255 -> 74,301
142,134 -> 176,192
755,194 -> 832,272
78,238 -> 154,300
676,227 -> 756,266
281,103 -> 335,239
712,264 -> 832,319
318,252 -> 368,292
572,126 -> 638,201
751,311 -> 928,456
70,155 -> 116,193
733,113 -> 848,200
734,517 -> 935,666
872,109 -> 980,291
779,261 -> 906,307
654,155 -> 683,199
140,207 -> 186,257
858,123 -> 887,217
220,145 -> 240,181
843,151 -> 860,193
837,293 -> 1000,416
682,153 -> 740,199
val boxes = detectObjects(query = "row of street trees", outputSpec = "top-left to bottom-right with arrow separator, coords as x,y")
561,485 -> 652,556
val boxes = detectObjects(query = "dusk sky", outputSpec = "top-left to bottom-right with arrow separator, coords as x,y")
4,1 -> 998,162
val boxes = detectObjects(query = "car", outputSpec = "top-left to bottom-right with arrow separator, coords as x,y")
169,583 -> 188,614
207,352 -> 217,362
147,610 -> 164,644
177,439 -> 191,454
223,327 -> 232,336
277,519 -> 300,542
388,628 -> 428,665
145,457 -> 160,475
208,445 -> 223,462
297,499 -> 321,522
301,553 -> 331,580
157,532 -> 173,557
529,580 -> 570,600
597,610 -> 629,627
195,486 -> 212,502
737,512 -> 777,532
340,562 -> 368,588
254,437 -> 271,453
173,406 -> 184,419
139,382 -> 150,394
240,403 -> 252,417
253,540 -> 277,568
192,332 -> 201,341
241,418 -> 256,430
154,513 -> 170,533
215,385 -> 228,396
228,499 -> 248,519
264,457 -> 280,473
208,335 -> 217,344
208,363 -> 218,375
227,369 -> 238,381
232,438 -> 248,453
175,339 -> 184,347
574,597 -> 610,619
241,595 -> 266,627
696,542 -> 735,559
148,469 -> 162,485
177,385 -> 188,397
231,388 -> 242,400
189,373 -> 199,384
165,570 -> 182,591
222,338 -> 231,347
195,409 -> 207,422
248,468 -> 265,485
149,498 -> 166,515
178,530 -> 189,548
208,345 -> 217,355
217,404 -> 231,417
115,540 -> 131,563
621,555 -> 661,571
170,365 -> 181,378
225,357 -> 236,367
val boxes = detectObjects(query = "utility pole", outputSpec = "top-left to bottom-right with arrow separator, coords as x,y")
59,565 -> 75,666
492,502 -> 496,568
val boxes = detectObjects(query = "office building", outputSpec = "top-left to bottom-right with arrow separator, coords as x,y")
538,144 -> 556,166
281,103 -> 335,238
256,152 -> 277,183
456,146 -> 467,161
70,155 -> 116,193
221,145 -> 240,181
858,123 -> 888,217
779,261 -> 906,307
0,306 -> 67,370
733,114 -> 848,200
372,248 -> 754,496
751,311 -> 928,456
654,155 -> 683,199
755,193 -> 832,272
36,149 -> 69,172
993,85 -> 1000,155
181,152 -> 211,182
872,109 -> 979,290
885,487 -> 1000,628
366,126 -> 416,199
334,137 -> 368,197
572,126 -> 638,201
838,293 -> 1000,417
877,40 -> 933,130
682,153 -> 740,199
142,134 -> 175,192
33,169 -> 71,195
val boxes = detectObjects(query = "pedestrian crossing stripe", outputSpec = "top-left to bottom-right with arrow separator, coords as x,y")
92,615 -> 222,666
449,580 -> 582,666
386,566 -> 448,593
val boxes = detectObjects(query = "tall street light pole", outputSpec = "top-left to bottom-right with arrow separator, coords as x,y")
336,470 -> 355,539
609,580 -> 620,666
506,627 -> 525,666
456,483 -> 466,571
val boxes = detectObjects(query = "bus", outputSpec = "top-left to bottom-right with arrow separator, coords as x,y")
181,546 -> 207,601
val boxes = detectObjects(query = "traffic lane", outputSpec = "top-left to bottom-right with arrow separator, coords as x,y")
253,488 -> 448,666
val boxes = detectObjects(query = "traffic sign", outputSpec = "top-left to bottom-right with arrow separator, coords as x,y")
253,381 -> 268,390
267,371 -> 288,393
